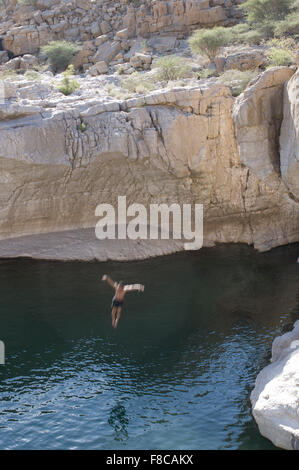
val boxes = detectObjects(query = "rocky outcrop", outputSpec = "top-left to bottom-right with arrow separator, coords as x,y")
223,48 -> 265,72
0,0 -> 242,57
280,69 -> 299,201
232,67 -> 299,250
233,67 -> 294,188
251,321 -> 299,450
130,0 -> 233,38
0,66 -> 298,260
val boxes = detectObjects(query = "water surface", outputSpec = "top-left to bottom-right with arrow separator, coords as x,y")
0,244 -> 298,450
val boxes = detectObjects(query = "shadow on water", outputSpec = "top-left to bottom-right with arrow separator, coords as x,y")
0,243 -> 298,449
108,402 -> 129,442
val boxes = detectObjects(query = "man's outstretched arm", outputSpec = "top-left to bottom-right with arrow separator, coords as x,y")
102,274 -> 116,288
124,284 -> 145,292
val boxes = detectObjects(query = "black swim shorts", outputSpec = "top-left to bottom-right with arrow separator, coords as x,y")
111,297 -> 124,308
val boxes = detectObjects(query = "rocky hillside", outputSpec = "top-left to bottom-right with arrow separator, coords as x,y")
0,0 -> 242,56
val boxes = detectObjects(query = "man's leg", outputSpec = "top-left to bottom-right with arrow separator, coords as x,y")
114,307 -> 122,328
111,307 -> 117,327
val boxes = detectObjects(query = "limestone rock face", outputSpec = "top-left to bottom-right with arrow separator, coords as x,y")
0,67 -> 298,259
223,49 -> 265,71
280,70 -> 299,200
251,321 -> 299,450
0,0 -> 242,56
93,41 -> 122,65
137,0 -> 228,36
233,67 -> 294,188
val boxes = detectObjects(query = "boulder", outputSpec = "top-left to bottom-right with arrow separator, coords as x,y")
251,321 -> 299,450
73,46 -> 95,70
129,52 -> 152,70
0,82 -> 17,102
224,49 -> 265,71
21,54 -> 38,70
100,20 -> 112,34
95,34 -> 109,47
93,40 -> 122,65
148,36 -> 177,53
90,60 -> 109,75
115,28 -> 129,40
0,51 -> 9,65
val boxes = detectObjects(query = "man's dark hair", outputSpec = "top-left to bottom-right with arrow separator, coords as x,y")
118,280 -> 124,287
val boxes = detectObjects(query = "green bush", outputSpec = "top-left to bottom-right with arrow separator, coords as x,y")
265,37 -> 296,66
41,41 -> 81,73
188,27 -> 233,60
24,70 -> 41,81
240,0 -> 296,38
77,120 -> 88,132
240,0 -> 294,24
153,56 -> 193,81
274,1 -> 299,36
57,65 -> 80,96
197,68 -> 218,80
218,70 -> 258,96
241,29 -> 265,44
266,47 -> 294,66
120,72 -> 156,94
228,23 -> 264,44
17,0 -> 39,6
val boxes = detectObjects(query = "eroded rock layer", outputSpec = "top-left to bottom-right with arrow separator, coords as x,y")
0,0 -> 242,56
0,67 -> 298,260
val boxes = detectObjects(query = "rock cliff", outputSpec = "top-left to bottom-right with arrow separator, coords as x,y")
0,66 -> 298,260
251,320 -> 299,450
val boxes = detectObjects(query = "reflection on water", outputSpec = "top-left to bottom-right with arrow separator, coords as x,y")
0,243 -> 298,449
108,403 -> 129,442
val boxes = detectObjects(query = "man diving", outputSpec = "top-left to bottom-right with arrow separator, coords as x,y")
102,274 -> 145,328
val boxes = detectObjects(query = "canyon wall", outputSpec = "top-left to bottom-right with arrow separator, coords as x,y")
0,66 -> 298,260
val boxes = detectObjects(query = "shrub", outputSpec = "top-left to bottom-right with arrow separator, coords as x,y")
240,0 -> 296,38
105,84 -> 131,100
265,47 -> 294,66
240,0 -> 294,24
57,65 -> 80,95
24,70 -> 41,81
17,0 -> 38,5
229,23 -> 250,40
228,23 -> 265,44
120,72 -> 156,93
218,70 -> 258,96
153,56 -> 193,81
265,37 -> 296,66
41,41 -> 81,73
77,120 -> 87,132
197,68 -> 218,80
188,27 -> 233,60
274,1 -> 299,36
241,29 -> 265,44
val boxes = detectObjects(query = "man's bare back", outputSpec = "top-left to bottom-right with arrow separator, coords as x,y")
101,274 -> 144,328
